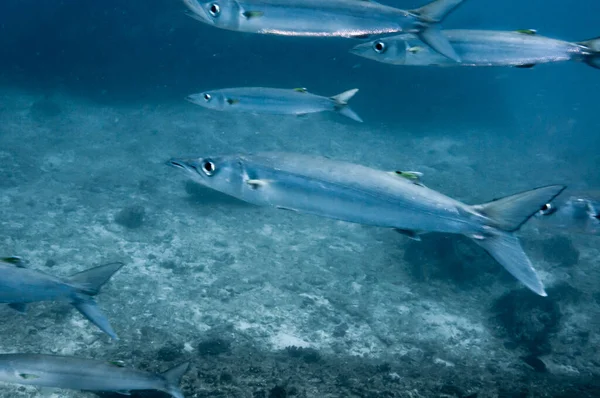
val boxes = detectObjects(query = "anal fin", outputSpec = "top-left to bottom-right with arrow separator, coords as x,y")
394,228 -> 422,241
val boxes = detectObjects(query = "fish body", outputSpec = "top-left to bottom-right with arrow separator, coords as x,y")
168,152 -> 565,295
534,191 -> 600,235
0,259 -> 124,339
183,0 -> 468,61
0,354 -> 189,398
187,87 -> 362,122
351,29 -> 600,69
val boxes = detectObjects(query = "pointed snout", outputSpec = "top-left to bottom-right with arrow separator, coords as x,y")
166,158 -> 193,172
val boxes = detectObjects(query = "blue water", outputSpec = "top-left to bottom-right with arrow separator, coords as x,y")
1,0 -> 600,397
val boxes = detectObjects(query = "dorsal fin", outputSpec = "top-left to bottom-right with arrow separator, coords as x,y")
389,170 -> 424,186
1,256 -> 26,268
516,29 -> 537,35
293,87 -> 308,93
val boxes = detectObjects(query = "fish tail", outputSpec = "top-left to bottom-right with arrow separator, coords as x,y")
411,0 -> 466,61
68,262 -> 124,340
330,89 -> 363,122
468,185 -> 566,296
577,36 -> 600,69
161,362 -> 190,398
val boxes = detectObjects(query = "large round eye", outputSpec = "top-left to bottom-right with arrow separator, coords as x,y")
539,203 -> 556,216
202,160 -> 216,176
203,93 -> 212,102
373,41 -> 386,54
208,3 -> 220,17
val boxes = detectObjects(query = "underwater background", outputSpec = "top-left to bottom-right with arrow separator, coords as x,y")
1,0 -> 600,397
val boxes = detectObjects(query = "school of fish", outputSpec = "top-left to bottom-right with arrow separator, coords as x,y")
2,0 -> 598,396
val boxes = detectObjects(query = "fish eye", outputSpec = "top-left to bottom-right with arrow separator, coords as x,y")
208,3 -> 220,17
373,41 -> 386,54
539,203 -> 556,216
203,93 -> 212,102
201,160 -> 216,176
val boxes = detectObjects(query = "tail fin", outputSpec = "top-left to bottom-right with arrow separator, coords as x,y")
471,231 -> 546,296
72,300 -> 119,340
69,262 -> 124,340
577,37 -> 600,70
161,362 -> 190,398
69,262 -> 124,296
470,185 -> 565,296
411,0 -> 466,61
330,89 -> 363,122
472,185 -> 566,232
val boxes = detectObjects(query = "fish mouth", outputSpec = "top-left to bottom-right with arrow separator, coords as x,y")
184,96 -> 198,104
166,158 -> 191,171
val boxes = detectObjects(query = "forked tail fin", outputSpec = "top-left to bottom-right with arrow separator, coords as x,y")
577,37 -> 600,70
472,231 -> 546,296
68,262 -> 125,340
162,362 -> 190,398
331,89 -> 363,122
411,0 -> 466,61
470,185 -> 566,296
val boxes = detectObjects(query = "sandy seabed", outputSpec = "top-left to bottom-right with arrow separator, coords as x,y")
0,88 -> 599,397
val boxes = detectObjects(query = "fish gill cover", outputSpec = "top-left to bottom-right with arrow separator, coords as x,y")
0,0 -> 600,397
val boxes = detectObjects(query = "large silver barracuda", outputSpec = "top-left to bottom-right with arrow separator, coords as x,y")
182,0 -> 467,61
0,257 -> 123,339
351,29 -> 600,69
0,354 -> 189,398
186,87 -> 362,122
167,152 -> 566,296
534,191 -> 600,235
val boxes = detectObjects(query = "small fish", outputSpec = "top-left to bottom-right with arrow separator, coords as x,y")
0,354 -> 189,398
0,259 -> 124,339
186,87 -> 363,122
533,191 -> 600,235
350,30 -> 600,70
167,152 -> 566,296
182,0 -> 468,61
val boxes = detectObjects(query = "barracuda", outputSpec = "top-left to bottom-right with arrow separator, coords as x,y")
167,152 -> 566,296
0,354 -> 189,398
0,257 -> 123,339
182,0 -> 467,61
351,29 -> 600,69
187,87 -> 362,122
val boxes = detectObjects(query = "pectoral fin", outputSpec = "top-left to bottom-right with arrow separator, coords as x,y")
246,179 -> 270,188
8,303 -> 28,313
226,98 -> 240,105
515,64 -> 536,69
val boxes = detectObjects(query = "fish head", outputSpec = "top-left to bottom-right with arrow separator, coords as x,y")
534,193 -> 600,235
182,0 -> 241,30
350,34 -> 429,65
167,155 -> 246,198
186,91 -> 229,111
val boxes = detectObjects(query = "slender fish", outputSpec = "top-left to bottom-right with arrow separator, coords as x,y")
182,0 -> 467,61
186,87 -> 362,122
0,354 -> 189,398
351,29 -> 600,69
0,257 -> 123,339
167,152 -> 565,296
534,191 -> 600,235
